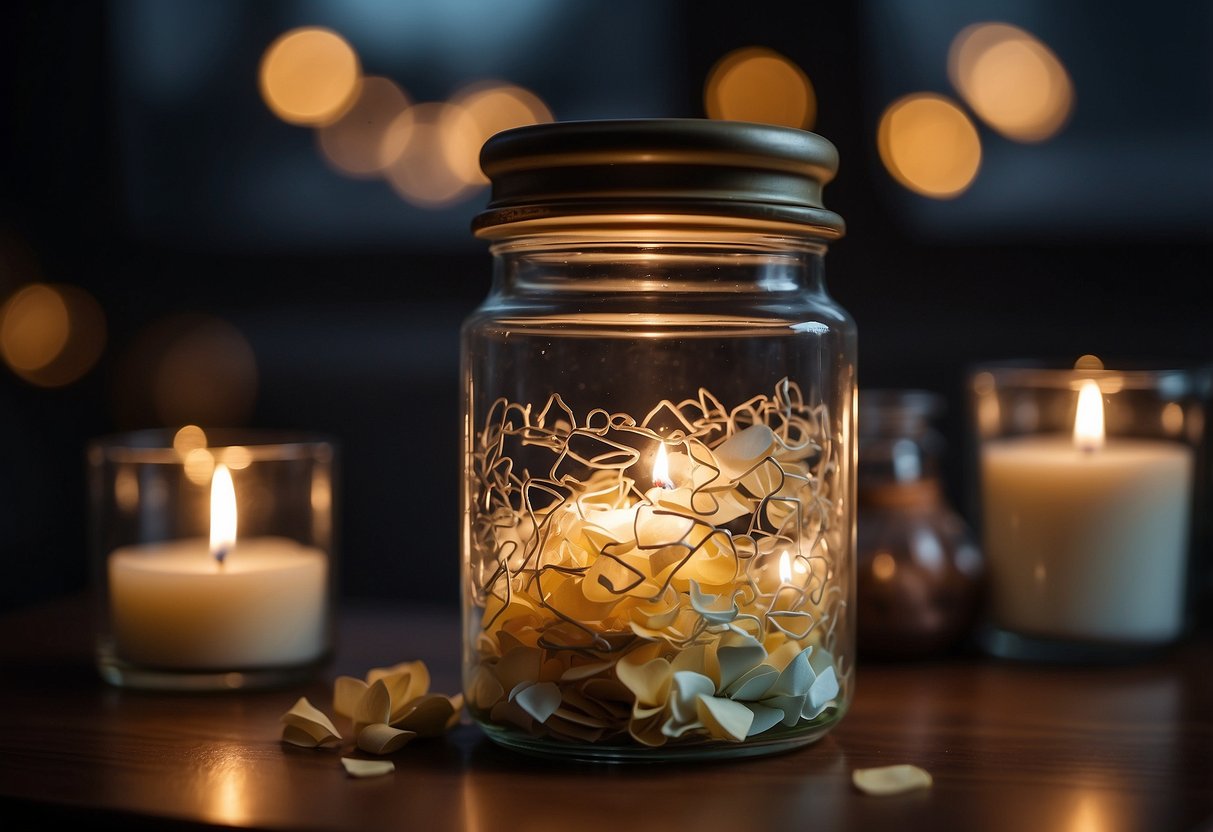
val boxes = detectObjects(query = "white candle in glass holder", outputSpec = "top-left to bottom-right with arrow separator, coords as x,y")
981,380 -> 1193,642
108,464 -> 328,670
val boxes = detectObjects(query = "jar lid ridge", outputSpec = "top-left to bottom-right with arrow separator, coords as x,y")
473,119 -> 845,239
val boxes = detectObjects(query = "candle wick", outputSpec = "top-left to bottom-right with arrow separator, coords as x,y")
213,545 -> 229,567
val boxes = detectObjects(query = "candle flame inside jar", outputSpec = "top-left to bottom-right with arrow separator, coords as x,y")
652,442 -> 675,490
1073,379 -> 1106,453
779,552 -> 793,584
210,464 -> 237,564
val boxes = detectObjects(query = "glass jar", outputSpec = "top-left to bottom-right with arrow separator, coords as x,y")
855,390 -> 984,660
460,120 -> 855,761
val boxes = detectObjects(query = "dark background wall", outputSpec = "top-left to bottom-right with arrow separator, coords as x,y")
2,0 -> 1210,613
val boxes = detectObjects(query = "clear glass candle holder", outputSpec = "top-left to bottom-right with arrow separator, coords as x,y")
967,359 -> 1211,662
89,428 -> 338,690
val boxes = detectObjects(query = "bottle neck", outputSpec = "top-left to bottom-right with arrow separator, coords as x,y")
487,235 -> 829,298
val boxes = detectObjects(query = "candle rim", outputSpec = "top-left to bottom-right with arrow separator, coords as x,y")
89,429 -> 336,465
967,360 -> 1210,395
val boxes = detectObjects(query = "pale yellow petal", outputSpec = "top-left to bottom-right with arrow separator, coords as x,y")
333,676 -> 369,719
341,758 -> 395,778
852,764 -> 933,796
356,723 -> 417,754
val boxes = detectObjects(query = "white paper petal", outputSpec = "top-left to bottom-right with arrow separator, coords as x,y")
744,703 -> 786,737
333,676 -> 369,719
696,694 -> 753,742
725,665 -> 779,701
357,723 -> 417,754
669,671 -> 716,726
280,696 -> 342,747
852,764 -> 933,796
510,681 -> 562,724
714,425 -> 776,479
807,665 -> 839,712
341,758 -> 396,778
715,635 -> 767,690
689,580 -> 740,625
770,646 -> 814,697
763,693 -> 809,727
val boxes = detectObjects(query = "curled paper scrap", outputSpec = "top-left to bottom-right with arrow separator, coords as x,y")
280,697 -> 342,748
341,758 -> 395,778
852,764 -> 933,796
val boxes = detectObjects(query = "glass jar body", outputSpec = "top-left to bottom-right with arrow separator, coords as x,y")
460,234 -> 856,761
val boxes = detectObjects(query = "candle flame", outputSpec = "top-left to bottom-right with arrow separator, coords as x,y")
210,464 -> 237,563
652,442 -> 674,490
1073,379 -> 1106,452
779,552 -> 792,584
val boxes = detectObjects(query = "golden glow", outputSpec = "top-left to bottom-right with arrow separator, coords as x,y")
222,446 -> 252,470
445,82 -> 554,185
652,442 -> 674,490
0,283 -> 106,387
383,102 -> 476,207
203,750 -> 252,826
1074,354 -> 1104,372
1074,379 -> 1106,452
878,94 -> 982,198
1161,402 -> 1184,436
705,47 -> 816,130
173,425 -> 208,455
152,317 -> 258,429
779,552 -> 793,584
115,466 -> 140,513
316,76 -> 412,176
259,27 -> 360,126
210,464 -> 237,560
0,284 -> 68,371
871,552 -> 897,581
949,22 -> 1073,142
1067,791 -> 1109,832
184,447 -> 215,486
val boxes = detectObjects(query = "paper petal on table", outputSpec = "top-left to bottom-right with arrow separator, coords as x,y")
391,693 -> 463,737
341,758 -> 396,778
852,764 -> 933,796
280,697 -> 342,748
354,679 -> 393,733
357,723 -> 417,754
334,676 -> 370,719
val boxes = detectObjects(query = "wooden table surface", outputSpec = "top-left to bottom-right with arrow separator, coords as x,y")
0,594 -> 1210,832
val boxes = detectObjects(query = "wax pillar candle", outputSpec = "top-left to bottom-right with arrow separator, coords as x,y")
108,464 -> 328,669
981,381 -> 1193,642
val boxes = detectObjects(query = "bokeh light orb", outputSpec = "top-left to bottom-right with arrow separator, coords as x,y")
949,22 -> 1074,142
259,27 -> 361,126
878,93 -> 982,198
705,47 -> 816,130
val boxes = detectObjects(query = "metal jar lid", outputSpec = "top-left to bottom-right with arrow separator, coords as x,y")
472,119 -> 845,240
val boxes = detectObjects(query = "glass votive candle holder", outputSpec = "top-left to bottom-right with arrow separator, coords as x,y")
88,428 -> 338,690
967,358 -> 1210,661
